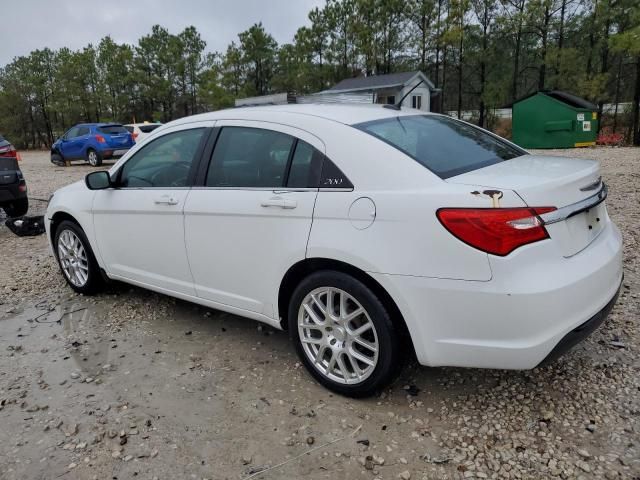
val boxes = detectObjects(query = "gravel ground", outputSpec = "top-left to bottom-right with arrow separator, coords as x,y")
0,148 -> 638,480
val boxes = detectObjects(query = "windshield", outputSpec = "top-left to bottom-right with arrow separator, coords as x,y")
354,115 -> 525,179
98,125 -> 128,135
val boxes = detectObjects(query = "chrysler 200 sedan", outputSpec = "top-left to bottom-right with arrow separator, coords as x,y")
45,105 -> 623,397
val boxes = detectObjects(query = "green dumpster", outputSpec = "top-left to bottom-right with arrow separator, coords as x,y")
512,90 -> 598,149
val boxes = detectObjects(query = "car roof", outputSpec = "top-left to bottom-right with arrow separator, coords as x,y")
167,104 -> 428,128
75,123 -> 124,127
125,123 -> 162,127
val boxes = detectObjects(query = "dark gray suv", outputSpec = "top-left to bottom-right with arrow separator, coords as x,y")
0,138 -> 28,217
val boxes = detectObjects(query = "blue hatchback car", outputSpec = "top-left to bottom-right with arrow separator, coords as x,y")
51,123 -> 135,167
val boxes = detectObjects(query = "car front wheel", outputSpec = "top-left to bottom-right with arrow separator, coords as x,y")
54,220 -> 103,294
288,270 -> 401,397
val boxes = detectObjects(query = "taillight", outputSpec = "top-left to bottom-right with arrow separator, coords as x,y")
437,207 -> 557,256
132,132 -> 138,140
0,145 -> 16,157
95,134 -> 106,143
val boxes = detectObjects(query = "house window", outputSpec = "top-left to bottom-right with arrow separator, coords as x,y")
412,95 -> 422,109
386,95 -> 396,105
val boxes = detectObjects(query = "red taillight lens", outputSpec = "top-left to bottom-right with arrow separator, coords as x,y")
437,207 -> 557,256
95,134 -> 106,143
132,132 -> 138,140
0,145 -> 16,157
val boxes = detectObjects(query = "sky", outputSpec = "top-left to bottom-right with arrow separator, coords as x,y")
0,0 -> 325,66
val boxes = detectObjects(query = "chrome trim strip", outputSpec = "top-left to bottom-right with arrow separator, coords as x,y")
539,183 -> 607,225
579,176 -> 602,191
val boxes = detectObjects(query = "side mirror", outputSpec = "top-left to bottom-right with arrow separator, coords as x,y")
85,171 -> 112,190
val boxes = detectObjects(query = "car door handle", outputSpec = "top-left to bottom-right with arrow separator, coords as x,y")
261,196 -> 297,209
154,195 -> 179,205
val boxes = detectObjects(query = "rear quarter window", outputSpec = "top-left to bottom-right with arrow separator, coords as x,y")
354,115 -> 525,179
98,125 -> 128,135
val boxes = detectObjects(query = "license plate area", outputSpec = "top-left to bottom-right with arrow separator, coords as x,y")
547,202 -> 607,257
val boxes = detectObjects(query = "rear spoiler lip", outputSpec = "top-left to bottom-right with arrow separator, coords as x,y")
539,183 -> 607,225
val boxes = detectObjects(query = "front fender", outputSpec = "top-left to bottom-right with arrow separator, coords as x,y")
46,183 -> 104,269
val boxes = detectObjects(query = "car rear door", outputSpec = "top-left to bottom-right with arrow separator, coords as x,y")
92,122 -> 213,295
183,121 -> 323,317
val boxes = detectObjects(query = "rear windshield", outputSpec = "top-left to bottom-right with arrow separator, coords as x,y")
139,124 -> 161,133
98,125 -> 128,135
124,126 -> 134,133
354,115 -> 525,179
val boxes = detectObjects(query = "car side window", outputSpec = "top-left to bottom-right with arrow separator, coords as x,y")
77,127 -> 90,136
118,128 -> 205,188
286,140 -> 323,188
65,127 -> 80,139
206,127 -> 295,188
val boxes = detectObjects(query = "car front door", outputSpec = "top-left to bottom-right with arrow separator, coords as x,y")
60,127 -> 81,159
92,122 -> 213,296
183,121 -> 323,318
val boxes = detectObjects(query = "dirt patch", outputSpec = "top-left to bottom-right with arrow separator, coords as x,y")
1,148 -> 639,479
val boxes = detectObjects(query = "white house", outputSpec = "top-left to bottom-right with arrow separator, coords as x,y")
312,71 -> 437,112
234,71 -> 438,112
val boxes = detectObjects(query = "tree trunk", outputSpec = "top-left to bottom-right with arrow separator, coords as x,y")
633,56 -> 640,146
612,56 -> 623,132
586,0 -> 598,77
538,5 -> 550,90
434,0 -> 443,88
512,26 -> 521,101
457,20 -> 464,119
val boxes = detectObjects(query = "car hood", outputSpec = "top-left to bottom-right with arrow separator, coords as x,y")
54,179 -> 86,196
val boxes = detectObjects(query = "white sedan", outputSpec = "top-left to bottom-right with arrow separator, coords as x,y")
45,105 -> 623,397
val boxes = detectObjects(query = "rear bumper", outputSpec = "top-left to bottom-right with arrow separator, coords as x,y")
370,220 -> 623,369
100,147 -> 131,159
0,183 -> 27,203
539,279 -> 621,366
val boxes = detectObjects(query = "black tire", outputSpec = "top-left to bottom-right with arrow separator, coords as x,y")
3,198 -> 28,217
51,153 -> 65,166
54,220 -> 103,295
86,148 -> 102,167
288,270 -> 401,397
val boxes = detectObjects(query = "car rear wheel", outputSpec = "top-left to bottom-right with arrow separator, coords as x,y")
54,220 -> 103,294
3,198 -> 28,217
288,270 -> 401,397
86,149 -> 102,167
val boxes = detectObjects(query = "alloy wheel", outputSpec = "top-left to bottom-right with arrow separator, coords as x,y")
88,150 -> 98,166
298,287 -> 379,384
57,229 -> 89,287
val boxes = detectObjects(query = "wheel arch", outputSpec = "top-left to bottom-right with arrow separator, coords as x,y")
49,210 -> 108,280
49,211 -> 81,247
278,257 -> 417,360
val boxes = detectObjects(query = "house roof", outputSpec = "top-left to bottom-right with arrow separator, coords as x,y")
324,71 -> 435,93
511,90 -> 597,110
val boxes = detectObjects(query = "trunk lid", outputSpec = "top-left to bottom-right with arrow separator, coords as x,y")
446,154 -> 607,257
0,157 -> 19,184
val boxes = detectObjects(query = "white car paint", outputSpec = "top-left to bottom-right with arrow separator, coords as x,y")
46,104 -> 623,370
124,123 -> 163,144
